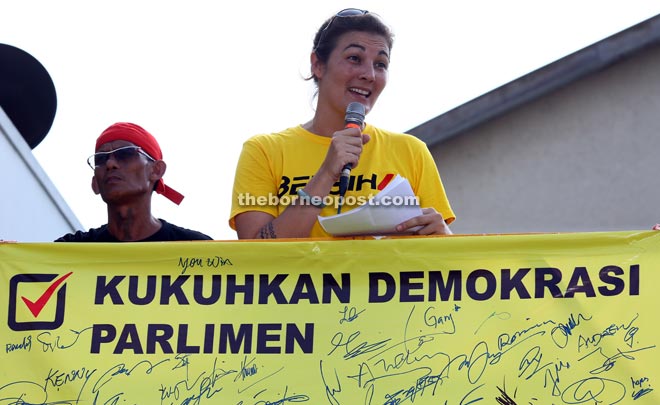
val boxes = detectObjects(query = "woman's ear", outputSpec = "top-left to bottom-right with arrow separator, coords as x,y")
311,52 -> 324,80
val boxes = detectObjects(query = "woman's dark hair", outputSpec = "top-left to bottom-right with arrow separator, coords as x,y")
309,11 -> 394,83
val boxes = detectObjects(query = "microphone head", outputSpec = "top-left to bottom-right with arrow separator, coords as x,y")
345,102 -> 366,127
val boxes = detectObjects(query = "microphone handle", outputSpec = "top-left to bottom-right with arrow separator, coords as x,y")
341,163 -> 352,177
340,120 -> 361,187
339,165 -> 351,201
338,102 -> 365,212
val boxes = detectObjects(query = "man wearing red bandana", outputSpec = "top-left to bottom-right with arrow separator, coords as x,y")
56,122 -> 212,242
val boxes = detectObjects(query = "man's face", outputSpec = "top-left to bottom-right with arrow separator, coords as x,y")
91,140 -> 157,204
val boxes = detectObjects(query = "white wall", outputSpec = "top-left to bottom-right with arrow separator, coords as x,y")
0,108 -> 82,242
431,46 -> 660,234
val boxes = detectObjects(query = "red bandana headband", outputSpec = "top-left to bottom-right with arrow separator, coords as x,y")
96,122 -> 184,205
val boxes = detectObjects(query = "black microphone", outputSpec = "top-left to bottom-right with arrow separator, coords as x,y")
338,102 -> 366,213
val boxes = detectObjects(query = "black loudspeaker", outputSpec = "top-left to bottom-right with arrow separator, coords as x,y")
0,43 -> 57,149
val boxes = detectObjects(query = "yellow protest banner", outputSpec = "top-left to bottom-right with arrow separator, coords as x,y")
1,231 -> 658,404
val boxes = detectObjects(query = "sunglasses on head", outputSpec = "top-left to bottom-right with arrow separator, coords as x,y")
87,145 -> 155,169
315,8 -> 369,51
333,8 -> 369,19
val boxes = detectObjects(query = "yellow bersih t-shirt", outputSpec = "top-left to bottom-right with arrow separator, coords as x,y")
229,123 -> 455,238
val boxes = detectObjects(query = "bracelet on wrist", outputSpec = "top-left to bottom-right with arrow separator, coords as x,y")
297,188 -> 327,208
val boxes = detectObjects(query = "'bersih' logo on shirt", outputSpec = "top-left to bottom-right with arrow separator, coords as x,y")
279,173 -> 396,197
8,272 -> 73,331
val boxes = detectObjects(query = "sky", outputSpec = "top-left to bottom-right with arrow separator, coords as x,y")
3,1 -> 660,241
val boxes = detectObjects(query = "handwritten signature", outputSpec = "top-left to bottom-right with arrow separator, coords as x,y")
178,256 -> 233,274
37,327 -> 94,352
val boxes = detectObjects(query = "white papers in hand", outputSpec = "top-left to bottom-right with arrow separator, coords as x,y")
318,175 -> 422,236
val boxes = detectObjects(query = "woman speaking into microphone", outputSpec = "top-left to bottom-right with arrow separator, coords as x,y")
229,9 -> 455,239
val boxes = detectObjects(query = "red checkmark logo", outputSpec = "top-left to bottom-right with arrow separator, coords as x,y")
21,272 -> 73,317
